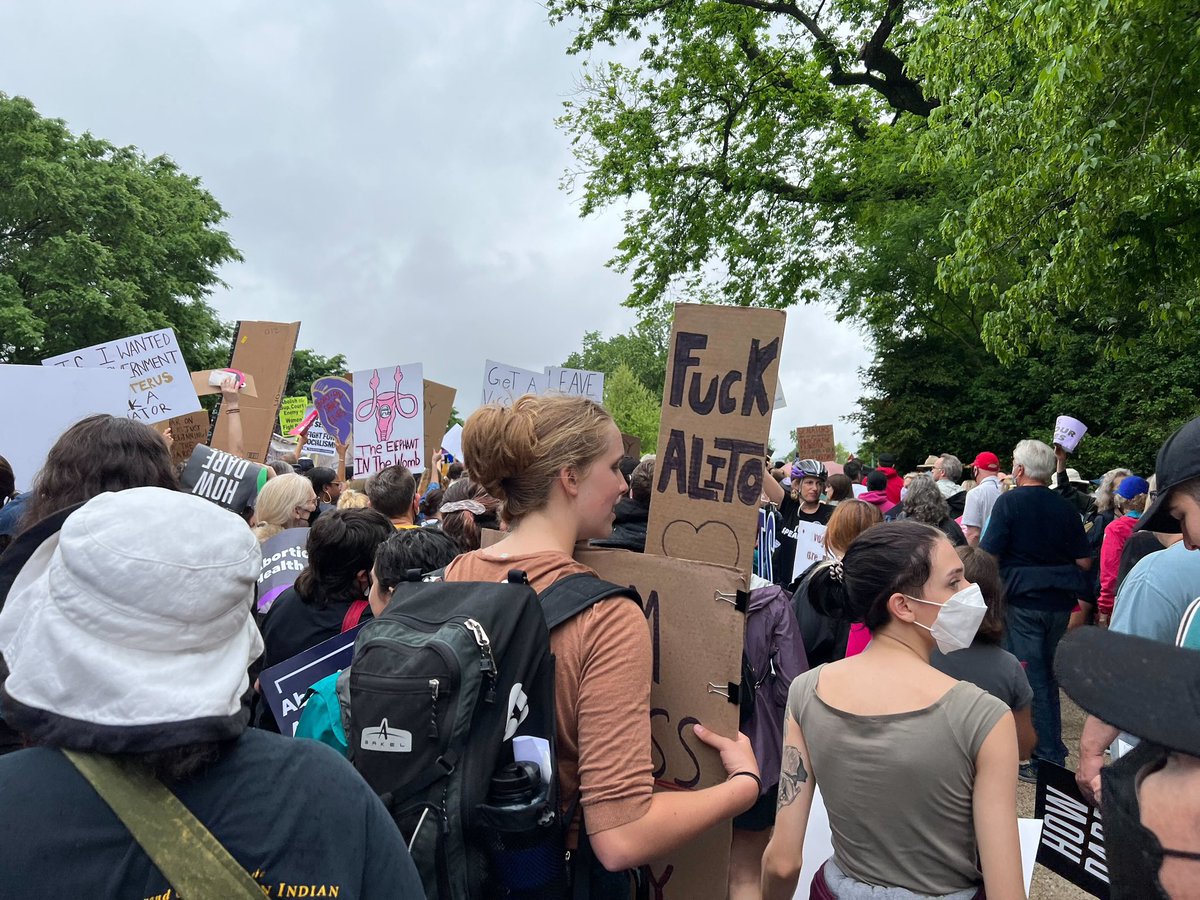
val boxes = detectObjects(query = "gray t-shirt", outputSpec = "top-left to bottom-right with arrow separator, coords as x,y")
931,643 -> 1033,711
961,476 -> 1002,530
788,666 -> 1008,895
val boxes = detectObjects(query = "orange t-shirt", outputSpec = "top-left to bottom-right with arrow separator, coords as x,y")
443,548 -> 653,836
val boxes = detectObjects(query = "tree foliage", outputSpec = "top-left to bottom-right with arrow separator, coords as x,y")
285,348 -> 349,399
563,315 -> 670,397
0,94 -> 240,370
602,363 -> 661,453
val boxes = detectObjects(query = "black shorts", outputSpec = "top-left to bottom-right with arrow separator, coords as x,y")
732,783 -> 778,831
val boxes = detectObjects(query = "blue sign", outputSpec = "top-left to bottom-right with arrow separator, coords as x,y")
260,623 -> 364,735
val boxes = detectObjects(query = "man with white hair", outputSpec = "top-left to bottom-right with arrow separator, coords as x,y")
930,453 -> 967,518
981,439 -> 1091,782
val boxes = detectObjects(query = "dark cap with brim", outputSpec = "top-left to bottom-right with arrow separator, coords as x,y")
1139,416 -> 1200,533
1055,627 -> 1200,757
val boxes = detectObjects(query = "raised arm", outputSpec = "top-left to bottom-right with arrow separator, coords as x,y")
761,713 -> 817,900
220,376 -> 245,460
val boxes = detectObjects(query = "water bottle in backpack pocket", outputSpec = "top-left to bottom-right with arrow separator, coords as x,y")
477,759 -> 569,898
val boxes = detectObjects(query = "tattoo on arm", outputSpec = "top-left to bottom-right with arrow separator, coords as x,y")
777,745 -> 809,810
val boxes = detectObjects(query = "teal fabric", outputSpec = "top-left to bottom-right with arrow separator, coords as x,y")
294,671 -> 348,757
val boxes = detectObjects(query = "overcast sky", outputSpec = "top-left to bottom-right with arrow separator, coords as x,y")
2,0 -> 872,453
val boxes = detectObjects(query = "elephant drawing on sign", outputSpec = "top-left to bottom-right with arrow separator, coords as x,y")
355,368 -> 418,443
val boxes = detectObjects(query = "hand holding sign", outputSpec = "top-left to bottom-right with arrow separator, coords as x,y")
1054,415 -> 1088,454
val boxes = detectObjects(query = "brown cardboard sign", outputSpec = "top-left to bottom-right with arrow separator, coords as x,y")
645,304 -> 785,574
622,432 -> 642,459
190,370 -> 258,398
576,546 -> 744,898
795,424 -> 836,462
423,380 -> 457,466
167,410 -> 210,467
210,321 -> 301,463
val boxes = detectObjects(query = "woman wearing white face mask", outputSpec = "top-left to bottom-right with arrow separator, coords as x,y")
762,521 -> 1025,900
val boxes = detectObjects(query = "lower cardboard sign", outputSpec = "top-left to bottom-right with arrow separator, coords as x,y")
1034,762 -> 1109,899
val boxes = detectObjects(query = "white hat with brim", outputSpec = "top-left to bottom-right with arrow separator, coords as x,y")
0,487 -> 263,753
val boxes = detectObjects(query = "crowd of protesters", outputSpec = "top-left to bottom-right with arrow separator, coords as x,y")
0,398 -> 1197,900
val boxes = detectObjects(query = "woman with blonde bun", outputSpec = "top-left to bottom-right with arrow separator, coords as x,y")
444,395 -> 760,885
250,473 -> 317,543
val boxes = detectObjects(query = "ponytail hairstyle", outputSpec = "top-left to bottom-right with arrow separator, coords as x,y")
462,395 -> 615,525
438,478 -> 502,553
808,520 -> 944,631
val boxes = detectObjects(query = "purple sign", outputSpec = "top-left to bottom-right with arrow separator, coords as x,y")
257,527 -> 309,614
311,375 -> 354,445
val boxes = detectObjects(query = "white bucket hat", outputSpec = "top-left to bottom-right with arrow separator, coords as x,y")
0,486 -> 263,752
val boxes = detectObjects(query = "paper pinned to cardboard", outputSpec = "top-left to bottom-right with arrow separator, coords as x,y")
191,369 -> 259,398
209,321 -> 301,462
644,304 -> 785,575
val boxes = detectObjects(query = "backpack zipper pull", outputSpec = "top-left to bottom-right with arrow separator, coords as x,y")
428,678 -> 440,738
464,618 -> 498,704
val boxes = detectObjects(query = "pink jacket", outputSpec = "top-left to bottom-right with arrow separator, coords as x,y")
859,490 -> 896,515
1099,513 -> 1139,616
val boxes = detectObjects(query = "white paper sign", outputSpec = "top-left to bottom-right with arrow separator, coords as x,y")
41,327 -> 201,425
1053,415 -> 1087,454
302,407 -> 338,460
352,364 -> 424,478
544,366 -> 605,403
442,423 -> 464,461
791,520 -> 828,581
481,360 -> 549,407
0,365 -> 131,492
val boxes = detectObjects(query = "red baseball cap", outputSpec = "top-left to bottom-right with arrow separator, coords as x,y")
971,451 -> 1000,472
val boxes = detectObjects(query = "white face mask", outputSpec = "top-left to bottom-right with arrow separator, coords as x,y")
904,583 -> 987,654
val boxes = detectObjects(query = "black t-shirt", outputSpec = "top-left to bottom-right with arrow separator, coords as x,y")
772,496 -> 833,586
980,486 -> 1090,608
0,729 -> 424,899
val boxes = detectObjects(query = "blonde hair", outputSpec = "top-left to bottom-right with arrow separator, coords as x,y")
337,488 -> 370,509
251,473 -> 314,543
463,394 -> 614,524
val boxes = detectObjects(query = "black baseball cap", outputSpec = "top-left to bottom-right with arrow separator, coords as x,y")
1055,627 -> 1200,757
1139,416 -> 1200,533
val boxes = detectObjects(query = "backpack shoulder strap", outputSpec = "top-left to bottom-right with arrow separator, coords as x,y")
538,573 -> 641,630
62,749 -> 263,899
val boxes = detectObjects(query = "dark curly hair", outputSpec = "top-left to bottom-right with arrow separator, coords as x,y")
294,508 -> 393,609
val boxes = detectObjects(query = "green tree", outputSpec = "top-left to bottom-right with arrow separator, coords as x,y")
603,363 -> 661,453
285,348 -> 349,398
563,314 -> 670,397
0,94 -> 240,369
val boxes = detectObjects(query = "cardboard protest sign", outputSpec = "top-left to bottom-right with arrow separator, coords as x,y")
791,521 -> 828,581
210,321 -> 301,462
1054,415 -> 1088,454
167,410 -> 211,467
311,375 -> 354,445
352,364 -> 424,477
260,624 -> 364,736
257,528 -> 309,614
481,360 -> 549,407
180,445 -> 268,514
42,327 -> 201,425
575,547 -> 744,898
442,423 -> 464,462
795,424 -> 836,462
622,433 -> 642,459
278,396 -> 310,436
0,365 -> 130,492
1035,763 -> 1109,899
190,369 -> 257,398
645,304 -> 785,575
422,380 -> 457,468
544,366 -> 604,403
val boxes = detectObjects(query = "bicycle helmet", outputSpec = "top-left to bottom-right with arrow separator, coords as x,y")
791,459 -> 828,482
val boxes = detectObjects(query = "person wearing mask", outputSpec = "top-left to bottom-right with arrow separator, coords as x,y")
250,474 -> 318,544
1097,475 -> 1150,625
961,451 -> 1004,545
981,439 -> 1090,782
443,395 -> 759,883
0,488 -> 422,897
365,466 -> 420,529
931,546 -> 1037,760
1058,628 -> 1200,900
762,521 -> 1024,900
772,460 -> 833,586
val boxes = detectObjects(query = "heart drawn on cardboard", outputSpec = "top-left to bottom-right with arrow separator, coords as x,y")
660,520 -> 741,569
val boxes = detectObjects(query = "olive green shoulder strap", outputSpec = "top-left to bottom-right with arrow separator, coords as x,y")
63,749 -> 263,900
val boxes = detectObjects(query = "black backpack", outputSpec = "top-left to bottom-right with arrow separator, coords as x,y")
347,570 -> 639,900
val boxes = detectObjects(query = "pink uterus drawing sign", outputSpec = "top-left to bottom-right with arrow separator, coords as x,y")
352,363 -> 425,478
